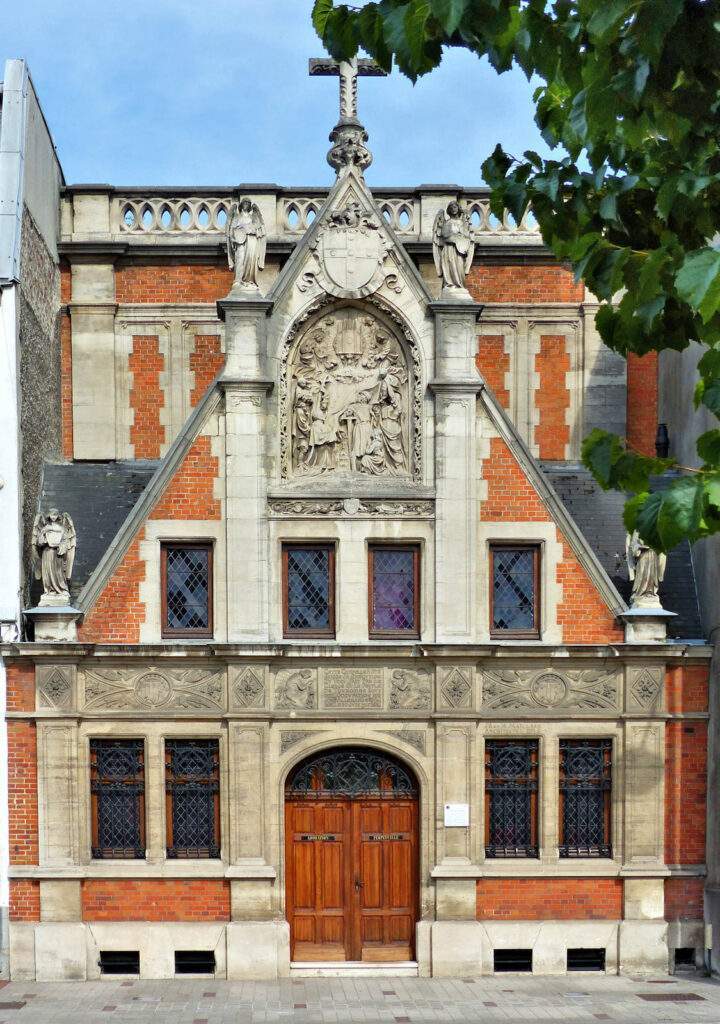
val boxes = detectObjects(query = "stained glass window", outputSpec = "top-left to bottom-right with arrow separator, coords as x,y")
485,740 -> 539,858
161,543 -> 213,638
90,739 -> 145,859
369,545 -> 419,637
283,544 -> 335,636
559,739 -> 612,857
490,545 -> 540,636
165,739 -> 220,858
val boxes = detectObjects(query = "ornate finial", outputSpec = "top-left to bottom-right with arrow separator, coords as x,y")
309,56 -> 387,176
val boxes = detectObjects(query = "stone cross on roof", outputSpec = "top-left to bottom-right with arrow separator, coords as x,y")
309,56 -> 388,175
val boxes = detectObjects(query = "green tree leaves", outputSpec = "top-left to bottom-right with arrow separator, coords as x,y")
311,0 -> 720,554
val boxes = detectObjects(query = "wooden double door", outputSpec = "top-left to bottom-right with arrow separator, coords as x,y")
286,795 -> 418,962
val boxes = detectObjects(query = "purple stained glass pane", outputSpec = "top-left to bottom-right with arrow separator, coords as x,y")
372,548 -> 416,633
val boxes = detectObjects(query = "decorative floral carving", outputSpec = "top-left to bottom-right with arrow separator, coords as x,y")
83,668 -> 223,711
628,667 -> 662,710
389,669 -> 432,710
380,729 -> 426,755
37,667 -> 72,709
233,667 -> 265,709
275,669 -> 317,710
268,497 -> 434,518
280,730 -> 315,754
440,668 -> 472,709
279,296 -> 422,483
481,668 -> 619,713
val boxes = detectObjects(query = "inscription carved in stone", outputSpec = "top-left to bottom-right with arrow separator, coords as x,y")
389,669 -> 432,710
481,668 -> 619,713
83,668 -> 223,711
232,667 -> 265,709
440,668 -> 472,709
275,669 -> 317,710
322,667 -> 384,709
286,308 -> 410,479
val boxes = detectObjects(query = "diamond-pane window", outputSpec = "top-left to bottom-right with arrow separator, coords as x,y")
559,739 -> 612,858
369,545 -> 419,637
161,543 -> 213,638
485,740 -> 539,858
490,545 -> 540,636
283,544 -> 335,637
165,740 -> 220,858
90,739 -> 145,859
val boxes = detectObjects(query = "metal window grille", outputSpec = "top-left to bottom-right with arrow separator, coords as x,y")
284,545 -> 334,635
490,545 -> 539,635
559,739 -> 612,858
162,543 -> 212,638
370,546 -> 419,635
286,747 -> 418,798
485,740 -> 539,858
165,740 -> 220,858
90,739 -> 145,859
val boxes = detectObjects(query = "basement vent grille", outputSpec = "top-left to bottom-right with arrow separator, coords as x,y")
493,949 -> 532,973
174,950 -> 216,974
99,951 -> 140,975
567,948 -> 606,972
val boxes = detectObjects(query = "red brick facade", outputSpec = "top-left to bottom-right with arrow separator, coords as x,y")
190,334 -> 224,407
666,664 -> 709,714
467,264 -> 584,304
482,436 -> 623,643
129,334 -> 166,459
535,334 -> 570,460
150,433 -> 220,521
476,335 -> 510,409
115,260 -> 233,304
665,721 -> 707,865
665,877 -> 704,922
627,351 -> 658,457
81,880 -> 231,922
477,878 -> 623,920
9,880 -> 41,922
7,720 -> 38,865
6,663 -> 35,712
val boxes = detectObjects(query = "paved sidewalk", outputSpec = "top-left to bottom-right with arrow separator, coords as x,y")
1,973 -> 719,1024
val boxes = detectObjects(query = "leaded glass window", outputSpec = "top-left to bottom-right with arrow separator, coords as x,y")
283,544 -> 335,637
161,543 -> 213,638
369,545 -> 420,637
165,740 -> 220,858
485,740 -> 539,857
90,739 -> 145,859
490,545 -> 540,637
559,739 -> 612,858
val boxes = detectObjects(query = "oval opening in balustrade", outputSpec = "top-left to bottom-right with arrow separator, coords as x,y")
160,206 -> 173,229
286,206 -> 300,230
197,206 -> 210,228
523,209 -> 538,231
469,208 -> 482,229
487,210 -> 502,230
179,206 -> 191,229
398,207 -> 411,229
141,206 -> 154,229
381,206 -> 392,223
216,206 -> 228,228
505,211 -> 518,229
306,207 -> 316,225
122,205 -> 137,228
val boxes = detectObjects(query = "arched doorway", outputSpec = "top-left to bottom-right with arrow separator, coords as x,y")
285,747 -> 419,963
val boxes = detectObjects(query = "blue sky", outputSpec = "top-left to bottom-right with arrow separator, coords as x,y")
7,0 -> 551,187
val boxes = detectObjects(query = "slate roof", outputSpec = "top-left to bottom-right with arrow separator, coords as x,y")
543,463 -> 704,640
33,461 -> 159,605
34,458 -> 705,641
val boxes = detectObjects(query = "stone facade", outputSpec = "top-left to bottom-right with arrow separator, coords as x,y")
1,58 -> 712,983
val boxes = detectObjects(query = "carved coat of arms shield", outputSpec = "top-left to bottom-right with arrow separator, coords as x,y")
320,224 -> 384,293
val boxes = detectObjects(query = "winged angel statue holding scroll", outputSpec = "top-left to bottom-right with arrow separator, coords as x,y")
32,509 -> 76,604
226,197 -> 266,290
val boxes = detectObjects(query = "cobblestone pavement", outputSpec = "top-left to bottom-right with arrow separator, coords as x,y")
1,974 -> 720,1024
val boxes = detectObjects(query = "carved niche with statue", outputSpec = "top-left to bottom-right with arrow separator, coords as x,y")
281,306 -> 416,481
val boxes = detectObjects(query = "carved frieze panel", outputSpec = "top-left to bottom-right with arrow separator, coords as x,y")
480,667 -> 620,714
37,665 -> 74,710
279,298 -> 423,483
280,730 -> 317,754
439,667 -> 473,710
275,668 -> 317,710
389,668 -> 432,710
230,666 -> 266,709
268,497 -> 434,518
626,665 -> 663,713
270,664 -> 433,713
83,667 -> 224,711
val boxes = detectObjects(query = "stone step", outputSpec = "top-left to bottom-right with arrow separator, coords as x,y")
290,961 -> 419,978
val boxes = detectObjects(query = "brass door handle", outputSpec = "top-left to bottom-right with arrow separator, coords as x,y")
354,877 -> 364,891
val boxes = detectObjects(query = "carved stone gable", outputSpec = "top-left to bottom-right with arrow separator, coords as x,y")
284,305 -> 413,481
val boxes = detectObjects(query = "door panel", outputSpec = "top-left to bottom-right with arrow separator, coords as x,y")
286,793 -> 418,962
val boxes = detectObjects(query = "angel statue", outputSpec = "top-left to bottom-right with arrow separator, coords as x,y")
226,197 -> 266,290
32,509 -> 76,605
626,530 -> 666,608
432,200 -> 475,293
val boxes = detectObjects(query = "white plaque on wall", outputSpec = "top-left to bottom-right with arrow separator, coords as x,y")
444,803 -> 469,827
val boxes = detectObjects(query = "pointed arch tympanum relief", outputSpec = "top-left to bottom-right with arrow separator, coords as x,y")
280,302 -> 421,481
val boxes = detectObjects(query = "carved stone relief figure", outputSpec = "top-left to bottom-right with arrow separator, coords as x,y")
226,198 -> 266,290
626,531 -> 666,608
432,201 -> 475,293
288,308 -> 410,478
32,509 -> 76,605
389,669 -> 432,710
276,669 -> 317,710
